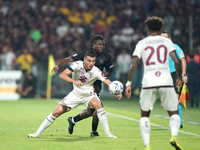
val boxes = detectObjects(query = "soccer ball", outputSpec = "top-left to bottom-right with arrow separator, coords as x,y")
109,81 -> 124,95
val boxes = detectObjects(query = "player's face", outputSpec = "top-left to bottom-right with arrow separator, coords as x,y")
161,33 -> 171,40
93,39 -> 105,54
84,56 -> 96,70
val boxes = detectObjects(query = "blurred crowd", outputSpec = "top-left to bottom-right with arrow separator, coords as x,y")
0,0 -> 199,105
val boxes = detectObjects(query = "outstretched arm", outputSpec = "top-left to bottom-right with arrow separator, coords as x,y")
51,57 -> 74,74
125,57 -> 140,99
180,57 -> 188,83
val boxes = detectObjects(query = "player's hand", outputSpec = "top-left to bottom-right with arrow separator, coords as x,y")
115,93 -> 122,100
51,66 -> 59,74
176,79 -> 182,88
182,76 -> 188,83
125,86 -> 132,99
74,81 -> 83,87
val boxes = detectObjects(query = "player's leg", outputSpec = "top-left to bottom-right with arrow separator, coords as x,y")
28,104 -> 70,138
68,107 -> 94,134
140,110 -> 151,150
90,110 -> 99,137
172,72 -> 183,128
168,110 -> 182,150
160,87 -> 182,149
139,88 -> 157,149
88,96 -> 116,138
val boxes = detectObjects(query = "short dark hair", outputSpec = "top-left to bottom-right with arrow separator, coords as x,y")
84,50 -> 97,58
90,34 -> 104,45
145,16 -> 164,32
161,30 -> 171,38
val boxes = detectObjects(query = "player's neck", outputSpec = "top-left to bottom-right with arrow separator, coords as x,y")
148,29 -> 160,36
149,32 -> 159,36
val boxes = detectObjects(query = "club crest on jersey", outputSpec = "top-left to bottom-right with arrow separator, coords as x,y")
155,71 -> 161,77
99,59 -> 103,64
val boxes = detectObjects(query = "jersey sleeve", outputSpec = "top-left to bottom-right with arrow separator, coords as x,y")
104,54 -> 113,72
132,41 -> 142,59
174,44 -> 185,59
96,70 -> 107,81
68,61 -> 80,72
168,40 -> 176,53
70,49 -> 86,61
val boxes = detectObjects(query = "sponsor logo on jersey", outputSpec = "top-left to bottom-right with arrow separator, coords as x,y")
178,51 -> 184,57
78,68 -> 85,75
72,53 -> 78,57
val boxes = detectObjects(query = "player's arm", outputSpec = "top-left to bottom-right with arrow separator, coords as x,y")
170,51 -> 182,88
104,55 -> 113,77
59,68 -> 83,87
180,57 -> 188,83
103,71 -> 112,77
51,57 -> 74,74
125,56 -> 140,99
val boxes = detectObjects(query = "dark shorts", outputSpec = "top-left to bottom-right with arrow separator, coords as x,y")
171,72 -> 182,95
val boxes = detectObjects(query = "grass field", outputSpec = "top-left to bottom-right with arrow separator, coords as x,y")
0,97 -> 199,150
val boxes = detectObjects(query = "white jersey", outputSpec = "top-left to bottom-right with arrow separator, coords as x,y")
69,61 -> 106,96
132,35 -> 176,88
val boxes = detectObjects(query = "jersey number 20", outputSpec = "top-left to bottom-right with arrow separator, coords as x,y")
145,45 -> 167,66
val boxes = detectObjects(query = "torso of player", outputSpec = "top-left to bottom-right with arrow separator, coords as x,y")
70,61 -> 106,96
133,36 -> 176,88
71,48 -> 113,72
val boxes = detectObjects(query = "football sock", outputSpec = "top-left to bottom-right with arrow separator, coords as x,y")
140,117 -> 151,146
178,103 -> 182,125
36,113 -> 56,134
74,114 -> 82,123
97,108 -> 109,134
92,122 -> 98,132
169,114 -> 180,136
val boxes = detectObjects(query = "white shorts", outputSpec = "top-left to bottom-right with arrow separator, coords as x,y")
140,87 -> 178,111
59,91 -> 100,109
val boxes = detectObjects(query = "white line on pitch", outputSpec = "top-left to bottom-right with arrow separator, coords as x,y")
52,100 -> 200,137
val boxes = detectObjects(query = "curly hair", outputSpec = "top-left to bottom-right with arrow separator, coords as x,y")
90,34 -> 105,45
145,16 -> 164,32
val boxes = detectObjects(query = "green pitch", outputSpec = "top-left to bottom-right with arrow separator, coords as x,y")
0,97 -> 199,150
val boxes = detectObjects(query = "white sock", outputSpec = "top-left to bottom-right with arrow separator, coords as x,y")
97,108 -> 110,135
36,113 -> 56,135
140,117 -> 151,146
169,114 -> 180,137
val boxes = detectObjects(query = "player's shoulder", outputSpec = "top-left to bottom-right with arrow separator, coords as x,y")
71,60 -> 83,66
101,50 -> 112,57
173,43 -> 182,50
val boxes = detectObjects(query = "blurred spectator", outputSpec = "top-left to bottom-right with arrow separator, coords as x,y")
186,54 -> 200,108
29,23 -> 42,44
16,69 -> 36,98
0,0 -> 199,98
16,48 -> 34,73
116,49 -> 131,88
0,45 -> 16,70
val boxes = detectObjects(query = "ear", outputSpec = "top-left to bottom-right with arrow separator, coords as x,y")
93,43 -> 96,49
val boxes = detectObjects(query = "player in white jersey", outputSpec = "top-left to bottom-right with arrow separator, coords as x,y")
28,50 -> 122,138
125,16 -> 183,150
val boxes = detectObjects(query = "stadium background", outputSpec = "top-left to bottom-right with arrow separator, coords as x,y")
0,0 -> 199,98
